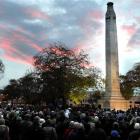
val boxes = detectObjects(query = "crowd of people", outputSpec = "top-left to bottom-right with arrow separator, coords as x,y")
0,103 -> 139,140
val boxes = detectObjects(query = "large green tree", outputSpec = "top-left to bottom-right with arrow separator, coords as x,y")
3,43 -> 104,105
33,43 -> 89,103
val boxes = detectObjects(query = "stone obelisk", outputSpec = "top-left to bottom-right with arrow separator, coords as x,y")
103,2 -> 129,110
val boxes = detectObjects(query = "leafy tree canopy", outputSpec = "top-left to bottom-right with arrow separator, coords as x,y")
120,62 -> 140,99
3,43 -> 104,105
33,43 -> 102,103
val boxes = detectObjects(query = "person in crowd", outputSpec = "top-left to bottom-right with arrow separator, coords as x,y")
0,118 -> 9,140
19,113 -> 33,140
65,121 -> 86,140
87,120 -> 107,140
109,122 -> 121,140
128,122 -> 140,140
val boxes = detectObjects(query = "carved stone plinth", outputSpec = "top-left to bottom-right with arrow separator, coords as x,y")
98,95 -> 130,111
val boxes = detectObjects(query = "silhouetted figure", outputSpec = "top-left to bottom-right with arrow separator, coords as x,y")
87,121 -> 107,140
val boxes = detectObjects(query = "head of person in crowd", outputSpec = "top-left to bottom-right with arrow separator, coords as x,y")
135,116 -> 140,123
111,130 -> 120,139
23,113 -> 31,121
69,121 -> 75,128
0,118 -> 5,125
112,122 -> 119,130
73,122 -> 84,130
39,118 -> 46,127
50,111 -> 56,119
94,116 -> 99,123
38,111 -> 44,118
95,120 -> 101,128
56,110 -> 65,122
134,122 -> 140,130
8,111 -> 17,121
33,116 -> 40,127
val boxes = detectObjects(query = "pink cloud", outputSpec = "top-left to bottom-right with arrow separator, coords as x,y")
15,27 -> 35,38
0,23 -> 41,59
88,10 -> 103,20
0,36 -> 38,65
0,39 -> 17,54
12,31 -> 42,52
0,22 -> 44,64
73,42 -> 90,54
25,8 -> 49,20
121,24 -> 136,35
0,38 -> 32,64
72,40 -> 104,69
0,23 -> 35,39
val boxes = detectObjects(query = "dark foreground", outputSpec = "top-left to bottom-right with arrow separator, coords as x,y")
0,104 -> 140,140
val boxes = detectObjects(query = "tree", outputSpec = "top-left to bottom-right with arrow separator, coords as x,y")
120,75 -> 133,99
69,67 -> 105,104
33,43 -> 89,103
83,67 -> 105,90
69,88 -> 88,104
2,71 -> 43,104
3,43 -> 104,105
126,63 -> 140,87
2,79 -> 20,102
18,72 -> 42,104
120,62 -> 140,99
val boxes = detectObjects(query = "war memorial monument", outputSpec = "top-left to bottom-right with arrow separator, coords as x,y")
99,2 -> 129,110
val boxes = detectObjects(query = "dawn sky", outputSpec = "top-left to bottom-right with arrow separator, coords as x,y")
0,0 -> 140,88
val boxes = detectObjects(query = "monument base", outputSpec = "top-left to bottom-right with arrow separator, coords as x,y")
98,96 -> 130,111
